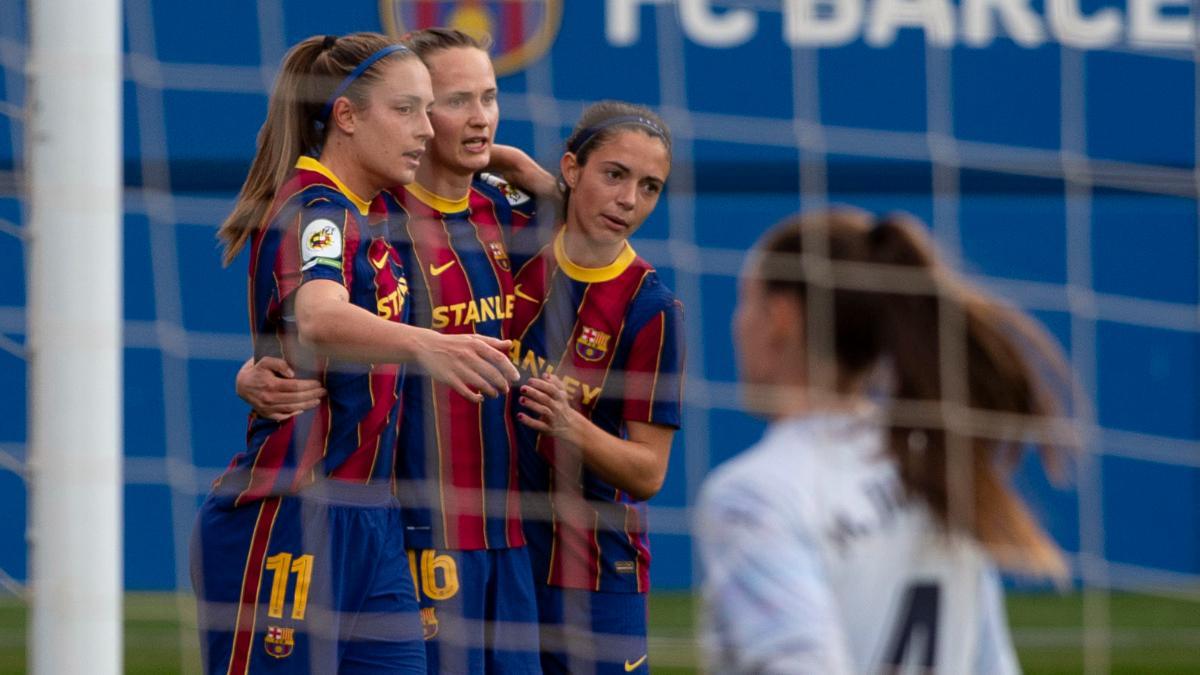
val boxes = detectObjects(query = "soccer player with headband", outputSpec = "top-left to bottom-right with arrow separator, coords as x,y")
508,101 -> 685,675
194,32 -> 518,674
696,209 -> 1077,673
234,27 -> 553,674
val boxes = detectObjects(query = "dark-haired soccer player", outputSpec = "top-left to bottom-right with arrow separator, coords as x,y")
510,101 -> 684,675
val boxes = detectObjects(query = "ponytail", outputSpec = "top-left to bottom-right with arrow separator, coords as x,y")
755,210 -> 1076,577
217,33 -> 414,266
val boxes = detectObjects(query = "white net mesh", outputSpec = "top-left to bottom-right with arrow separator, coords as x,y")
3,1 -> 1199,673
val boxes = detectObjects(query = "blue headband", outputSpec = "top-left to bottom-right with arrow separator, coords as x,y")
567,115 -> 669,155
318,44 -> 409,127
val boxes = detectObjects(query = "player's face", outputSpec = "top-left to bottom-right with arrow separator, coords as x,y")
733,270 -> 775,389
733,262 -> 804,413
351,57 -> 435,188
562,130 -> 670,248
424,47 -> 499,176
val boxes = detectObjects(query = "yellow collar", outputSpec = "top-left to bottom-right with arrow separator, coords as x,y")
295,156 -> 371,215
403,182 -> 470,213
553,229 -> 637,283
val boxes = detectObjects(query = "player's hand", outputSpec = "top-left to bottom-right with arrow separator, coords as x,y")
517,374 -> 584,444
236,356 -> 326,421
487,144 -> 558,199
414,332 -> 520,403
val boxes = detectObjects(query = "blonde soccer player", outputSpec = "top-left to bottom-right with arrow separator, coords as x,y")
193,32 -> 517,674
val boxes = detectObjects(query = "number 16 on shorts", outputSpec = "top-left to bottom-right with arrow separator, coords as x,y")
408,549 -> 460,640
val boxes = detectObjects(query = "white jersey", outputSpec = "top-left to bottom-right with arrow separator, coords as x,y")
696,413 -> 1020,675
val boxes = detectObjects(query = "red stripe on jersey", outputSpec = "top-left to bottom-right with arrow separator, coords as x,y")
622,310 -> 666,422
403,195 -> 488,549
505,411 -> 524,545
340,210 -> 358,296
226,497 -> 281,675
467,188 -> 516,320
509,246 -> 551,342
625,502 -> 651,592
290,399 -> 332,491
236,422 -> 295,507
546,457 -> 601,590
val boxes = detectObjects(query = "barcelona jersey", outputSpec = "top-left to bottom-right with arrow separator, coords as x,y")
212,156 -> 411,507
510,230 -> 685,593
386,175 -> 536,551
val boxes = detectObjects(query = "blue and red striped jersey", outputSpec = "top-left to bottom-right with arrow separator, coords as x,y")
213,156 -> 411,508
510,230 -> 685,593
385,175 -> 535,550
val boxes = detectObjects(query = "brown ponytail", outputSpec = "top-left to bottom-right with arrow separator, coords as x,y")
755,209 -> 1077,577
217,32 -> 416,266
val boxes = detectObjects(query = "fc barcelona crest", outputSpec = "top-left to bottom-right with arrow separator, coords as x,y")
488,240 -> 511,271
420,606 -> 440,640
576,325 -> 611,363
264,625 -> 295,659
380,0 -> 562,76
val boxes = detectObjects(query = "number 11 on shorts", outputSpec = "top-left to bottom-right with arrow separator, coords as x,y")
264,552 -> 314,620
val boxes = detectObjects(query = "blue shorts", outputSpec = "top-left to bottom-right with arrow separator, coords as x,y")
190,483 -> 426,674
536,585 -> 648,675
409,547 -> 540,674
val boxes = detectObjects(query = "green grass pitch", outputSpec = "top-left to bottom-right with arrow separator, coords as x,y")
0,591 -> 1197,673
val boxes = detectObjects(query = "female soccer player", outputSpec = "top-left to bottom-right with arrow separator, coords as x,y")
235,28 -> 552,674
509,101 -> 684,675
380,27 -> 551,674
697,209 -> 1075,673
192,32 -> 518,674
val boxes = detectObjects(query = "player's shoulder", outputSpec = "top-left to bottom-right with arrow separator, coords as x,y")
700,423 -> 816,520
474,172 -> 534,208
700,415 -> 876,520
628,261 -> 680,314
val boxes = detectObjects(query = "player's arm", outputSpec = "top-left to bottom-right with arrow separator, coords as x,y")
487,144 -> 558,199
235,356 -> 325,421
293,279 -> 519,402
695,474 -> 854,674
517,375 -> 672,500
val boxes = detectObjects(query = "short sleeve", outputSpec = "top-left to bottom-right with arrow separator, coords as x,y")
622,300 -> 685,427
276,201 -> 355,300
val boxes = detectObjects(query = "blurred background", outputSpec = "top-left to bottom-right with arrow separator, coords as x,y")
1,1 -> 1197,672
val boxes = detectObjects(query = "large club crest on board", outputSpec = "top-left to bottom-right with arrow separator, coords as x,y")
381,0 -> 562,76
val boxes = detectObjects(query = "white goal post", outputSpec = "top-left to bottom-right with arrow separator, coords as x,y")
26,0 -> 122,672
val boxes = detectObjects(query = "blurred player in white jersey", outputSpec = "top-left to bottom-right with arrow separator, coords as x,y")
697,209 -> 1076,674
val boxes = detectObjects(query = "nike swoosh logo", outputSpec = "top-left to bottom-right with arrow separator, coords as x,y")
513,284 -> 539,303
429,260 -> 456,277
371,250 -> 390,270
624,655 -> 647,671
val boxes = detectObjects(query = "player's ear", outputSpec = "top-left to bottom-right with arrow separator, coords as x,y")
330,96 -> 356,135
560,152 -> 579,189
766,293 -> 804,351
